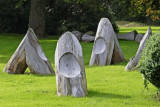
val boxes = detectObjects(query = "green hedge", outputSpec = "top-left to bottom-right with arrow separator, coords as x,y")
139,31 -> 160,89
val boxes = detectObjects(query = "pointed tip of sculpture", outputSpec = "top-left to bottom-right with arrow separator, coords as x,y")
26,28 -> 38,40
62,31 -> 72,36
28,28 -> 34,33
148,26 -> 152,33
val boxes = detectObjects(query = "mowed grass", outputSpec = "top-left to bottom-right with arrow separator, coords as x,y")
117,21 -> 160,34
119,27 -> 160,34
0,32 -> 160,106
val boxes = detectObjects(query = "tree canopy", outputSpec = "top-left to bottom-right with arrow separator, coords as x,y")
132,0 -> 160,21
0,0 -> 159,36
0,0 -> 118,35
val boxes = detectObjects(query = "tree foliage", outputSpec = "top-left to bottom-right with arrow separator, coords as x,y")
139,31 -> 160,89
110,0 -> 147,22
45,0 -> 118,34
0,0 -> 30,33
0,0 -> 118,35
133,0 -> 160,21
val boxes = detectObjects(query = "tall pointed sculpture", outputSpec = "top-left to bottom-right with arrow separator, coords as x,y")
4,28 -> 54,75
90,18 -> 125,66
125,27 -> 152,71
55,32 -> 88,97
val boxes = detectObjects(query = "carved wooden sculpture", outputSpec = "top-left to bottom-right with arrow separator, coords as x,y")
117,30 -> 138,41
55,32 -> 88,97
125,27 -> 152,71
90,18 -> 125,66
4,28 -> 54,75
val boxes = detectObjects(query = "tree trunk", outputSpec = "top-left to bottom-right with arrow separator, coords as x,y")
29,0 -> 46,38
4,28 -> 54,75
55,32 -> 88,97
125,27 -> 152,71
89,18 -> 125,66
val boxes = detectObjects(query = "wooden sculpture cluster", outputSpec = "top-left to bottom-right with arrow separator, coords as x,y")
6,18 -> 150,97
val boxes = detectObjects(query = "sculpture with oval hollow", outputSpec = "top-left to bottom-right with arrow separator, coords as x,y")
55,31 -> 88,97
93,37 -> 106,54
90,18 -> 125,66
59,52 -> 81,78
3,28 -> 54,75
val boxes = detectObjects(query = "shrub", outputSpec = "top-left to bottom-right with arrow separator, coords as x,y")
139,31 -> 160,89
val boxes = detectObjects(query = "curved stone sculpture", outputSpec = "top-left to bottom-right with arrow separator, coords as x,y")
90,18 -> 125,66
55,31 -> 88,97
125,27 -> 152,71
4,28 -> 54,75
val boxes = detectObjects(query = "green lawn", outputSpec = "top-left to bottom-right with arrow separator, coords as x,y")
119,27 -> 160,34
0,32 -> 160,106
117,21 -> 160,34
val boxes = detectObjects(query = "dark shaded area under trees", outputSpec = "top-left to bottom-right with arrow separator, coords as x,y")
0,0 -> 118,36
0,0 -> 159,36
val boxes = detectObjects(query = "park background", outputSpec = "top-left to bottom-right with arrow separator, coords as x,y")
0,0 -> 160,106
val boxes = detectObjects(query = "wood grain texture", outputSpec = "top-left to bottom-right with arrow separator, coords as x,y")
90,18 -> 125,66
4,28 -> 54,75
55,32 -> 88,97
135,34 -> 144,43
117,31 -> 137,41
125,27 -> 152,71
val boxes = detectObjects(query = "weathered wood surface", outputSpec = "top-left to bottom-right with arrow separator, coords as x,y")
89,18 -> 125,66
72,31 -> 83,41
125,27 -> 152,71
117,30 -> 138,41
111,33 -> 126,64
55,32 -> 88,97
135,34 -> 144,43
82,34 -> 95,42
4,28 -> 54,75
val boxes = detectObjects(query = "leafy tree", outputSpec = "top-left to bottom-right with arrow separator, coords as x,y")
133,0 -> 160,21
0,0 -> 118,35
45,0 -> 118,34
110,0 -> 131,20
0,0 -> 30,33
110,0 -> 147,22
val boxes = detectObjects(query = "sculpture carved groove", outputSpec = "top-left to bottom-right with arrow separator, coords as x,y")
55,32 -> 88,97
90,18 -> 125,66
4,28 -> 54,75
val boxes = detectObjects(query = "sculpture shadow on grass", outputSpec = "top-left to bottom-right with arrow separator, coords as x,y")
88,90 -> 131,99
22,71 -> 54,77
